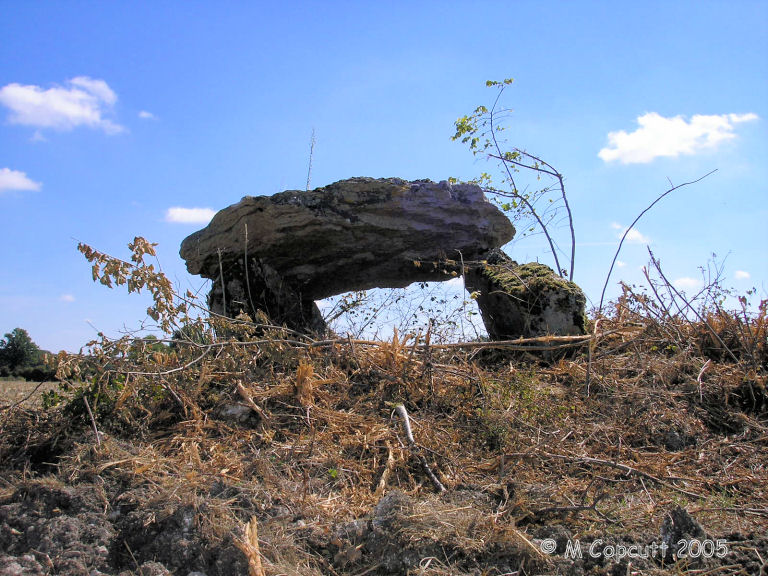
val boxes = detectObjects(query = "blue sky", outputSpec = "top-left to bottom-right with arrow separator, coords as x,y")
1,1 -> 766,352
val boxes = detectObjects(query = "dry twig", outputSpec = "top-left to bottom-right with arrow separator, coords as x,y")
236,516 -> 266,576
393,404 -> 446,493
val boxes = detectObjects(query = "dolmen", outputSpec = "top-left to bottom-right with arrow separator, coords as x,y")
180,177 -> 586,339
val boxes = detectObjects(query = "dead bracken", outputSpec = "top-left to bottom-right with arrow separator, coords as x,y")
0,240 -> 766,576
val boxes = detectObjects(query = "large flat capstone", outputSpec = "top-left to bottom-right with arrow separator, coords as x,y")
181,177 -> 514,299
180,177 -> 514,332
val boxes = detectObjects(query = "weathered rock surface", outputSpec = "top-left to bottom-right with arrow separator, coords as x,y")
180,177 -> 515,332
465,249 -> 587,339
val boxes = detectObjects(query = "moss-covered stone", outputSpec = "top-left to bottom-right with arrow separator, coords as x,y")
466,250 -> 587,339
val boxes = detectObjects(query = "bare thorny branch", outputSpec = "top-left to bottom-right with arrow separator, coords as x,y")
586,169 -> 718,394
646,247 -> 739,363
597,169 -> 718,314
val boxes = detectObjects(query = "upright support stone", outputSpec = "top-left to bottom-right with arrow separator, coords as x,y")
207,257 -> 327,334
465,249 -> 587,339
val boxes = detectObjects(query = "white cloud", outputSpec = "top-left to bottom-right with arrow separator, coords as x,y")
611,222 -> 650,244
59,294 -> 76,303
69,76 -> 117,105
729,113 -> 760,123
673,277 -> 702,291
615,260 -> 627,268
0,167 -> 42,193
625,229 -> 650,244
734,270 -> 751,280
165,207 -> 216,224
138,110 -> 156,120
599,112 -> 759,164
0,76 -> 124,134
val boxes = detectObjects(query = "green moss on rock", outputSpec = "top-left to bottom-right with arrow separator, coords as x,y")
466,251 -> 587,339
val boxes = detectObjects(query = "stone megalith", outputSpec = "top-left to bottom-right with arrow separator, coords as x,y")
465,249 -> 587,340
180,177 -> 515,333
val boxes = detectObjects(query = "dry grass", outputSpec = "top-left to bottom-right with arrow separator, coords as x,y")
1,296 -> 766,575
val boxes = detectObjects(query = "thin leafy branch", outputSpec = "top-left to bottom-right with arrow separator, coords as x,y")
78,237 -> 189,334
452,78 -> 575,279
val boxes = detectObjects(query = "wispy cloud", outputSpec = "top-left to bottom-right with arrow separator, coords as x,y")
599,112 -> 759,164
611,222 -> 650,244
0,167 -> 42,193
138,110 -> 156,120
59,294 -> 75,303
625,229 -> 650,244
615,260 -> 627,268
165,207 -> 216,224
734,270 -> 751,280
673,277 -> 702,291
0,76 -> 124,134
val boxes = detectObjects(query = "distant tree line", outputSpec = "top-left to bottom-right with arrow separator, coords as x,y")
0,328 -> 55,381
0,325 -> 203,382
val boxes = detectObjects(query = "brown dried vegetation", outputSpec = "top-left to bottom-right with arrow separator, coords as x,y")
0,240 -> 766,575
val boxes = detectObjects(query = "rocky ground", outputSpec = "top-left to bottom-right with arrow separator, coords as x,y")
1,309 -> 766,575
